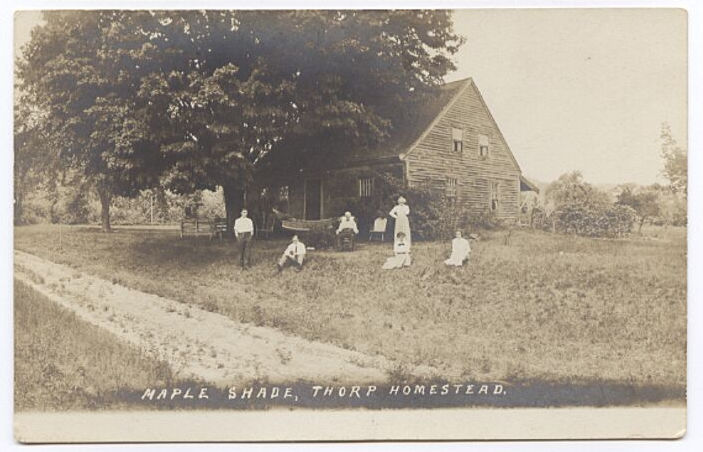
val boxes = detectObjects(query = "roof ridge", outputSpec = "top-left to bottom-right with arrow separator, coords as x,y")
400,78 -> 473,160
441,76 -> 473,88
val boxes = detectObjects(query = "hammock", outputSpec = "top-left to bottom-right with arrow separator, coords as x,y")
271,208 -> 337,232
281,217 -> 337,232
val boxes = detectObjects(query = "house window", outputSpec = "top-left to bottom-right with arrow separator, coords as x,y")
490,181 -> 500,211
279,185 -> 289,202
478,134 -> 490,158
452,128 -> 463,152
359,177 -> 374,198
446,177 -> 458,205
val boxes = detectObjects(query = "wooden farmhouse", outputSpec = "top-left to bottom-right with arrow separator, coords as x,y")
260,77 -> 538,228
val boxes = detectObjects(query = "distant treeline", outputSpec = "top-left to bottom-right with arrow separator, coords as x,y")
18,184 -> 225,226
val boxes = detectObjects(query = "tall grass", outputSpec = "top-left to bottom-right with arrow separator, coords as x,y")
15,224 -> 686,386
14,279 -> 176,411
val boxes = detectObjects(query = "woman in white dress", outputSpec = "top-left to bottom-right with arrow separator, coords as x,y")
389,196 -> 411,248
445,230 -> 471,266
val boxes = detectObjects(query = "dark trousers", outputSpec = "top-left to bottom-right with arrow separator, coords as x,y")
278,253 -> 304,269
237,232 -> 252,267
336,229 -> 356,249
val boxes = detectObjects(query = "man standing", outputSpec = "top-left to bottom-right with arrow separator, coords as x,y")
336,211 -> 359,249
234,209 -> 254,269
277,235 -> 306,272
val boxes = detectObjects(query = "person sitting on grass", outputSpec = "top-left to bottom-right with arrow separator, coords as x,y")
382,231 -> 411,270
444,230 -> 471,267
277,235 -> 306,272
336,211 -> 359,249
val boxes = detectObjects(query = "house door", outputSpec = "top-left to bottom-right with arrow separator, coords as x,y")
304,179 -> 322,220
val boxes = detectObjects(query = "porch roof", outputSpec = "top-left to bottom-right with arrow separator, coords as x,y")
520,175 -> 540,193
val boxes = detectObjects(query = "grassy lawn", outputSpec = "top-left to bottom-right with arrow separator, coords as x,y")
14,279 -> 178,411
14,224 -> 686,388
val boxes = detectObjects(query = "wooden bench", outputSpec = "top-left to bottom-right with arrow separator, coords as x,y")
211,219 -> 229,240
180,219 -> 229,240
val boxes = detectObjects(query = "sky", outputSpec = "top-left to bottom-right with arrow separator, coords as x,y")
448,9 -> 687,185
14,8 -> 688,185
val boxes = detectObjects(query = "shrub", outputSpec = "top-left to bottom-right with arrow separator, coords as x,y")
601,204 -> 637,237
467,208 -> 501,231
542,171 -> 636,238
63,191 -> 91,224
368,171 -> 504,240
548,203 -> 636,238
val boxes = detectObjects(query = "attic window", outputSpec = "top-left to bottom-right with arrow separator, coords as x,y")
478,134 -> 490,158
451,128 -> 463,152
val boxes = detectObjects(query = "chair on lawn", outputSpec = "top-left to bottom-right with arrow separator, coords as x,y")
337,229 -> 356,251
181,218 -> 212,239
368,217 -> 388,241
210,218 -> 228,241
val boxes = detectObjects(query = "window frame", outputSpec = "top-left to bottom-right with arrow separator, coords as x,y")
478,134 -> 490,159
451,127 -> 464,153
358,177 -> 374,198
446,177 -> 458,204
278,185 -> 290,202
489,180 -> 500,211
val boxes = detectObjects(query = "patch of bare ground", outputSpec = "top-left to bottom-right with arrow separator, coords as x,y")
15,250 -> 435,385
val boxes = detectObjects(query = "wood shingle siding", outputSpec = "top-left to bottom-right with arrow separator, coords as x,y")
403,79 -> 521,219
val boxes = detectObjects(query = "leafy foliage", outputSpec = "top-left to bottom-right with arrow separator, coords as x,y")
13,100 -> 55,225
616,185 -> 661,232
136,10 -> 464,228
542,172 -> 636,238
548,204 -> 636,238
16,11 -> 167,230
660,122 -> 687,197
369,172 -> 495,240
16,11 -> 464,230
544,171 -> 610,212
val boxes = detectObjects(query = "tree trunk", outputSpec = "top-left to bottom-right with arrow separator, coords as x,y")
98,187 -> 112,232
14,191 -> 24,225
638,217 -> 645,233
223,184 -> 245,238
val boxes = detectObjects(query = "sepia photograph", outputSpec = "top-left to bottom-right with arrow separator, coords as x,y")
9,5 -> 691,443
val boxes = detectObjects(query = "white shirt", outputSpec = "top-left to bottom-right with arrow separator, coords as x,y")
234,217 -> 254,235
337,216 -> 359,234
284,242 -> 306,257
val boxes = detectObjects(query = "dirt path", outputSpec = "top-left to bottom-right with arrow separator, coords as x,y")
14,250 -> 410,385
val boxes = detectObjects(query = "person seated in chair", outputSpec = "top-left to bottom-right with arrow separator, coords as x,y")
336,211 -> 359,249
277,235 -> 306,272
